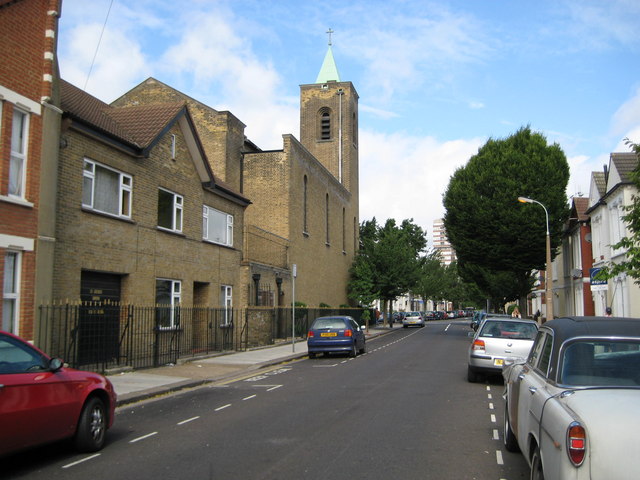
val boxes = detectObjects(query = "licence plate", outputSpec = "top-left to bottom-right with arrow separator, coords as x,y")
494,358 -> 504,366
321,332 -> 337,337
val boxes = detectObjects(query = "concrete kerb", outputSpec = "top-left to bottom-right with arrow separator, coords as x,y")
111,326 -> 396,407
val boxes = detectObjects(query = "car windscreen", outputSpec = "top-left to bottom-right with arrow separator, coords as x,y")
479,321 -> 538,340
311,318 -> 347,329
560,340 -> 640,386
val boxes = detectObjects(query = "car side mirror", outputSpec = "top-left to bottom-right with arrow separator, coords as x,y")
49,358 -> 64,372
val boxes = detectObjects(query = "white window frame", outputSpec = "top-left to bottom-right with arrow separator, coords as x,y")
82,159 -> 132,218
220,285 -> 233,326
3,251 -> 21,335
9,108 -> 29,199
203,205 -> 233,247
156,278 -> 181,329
158,188 -> 183,233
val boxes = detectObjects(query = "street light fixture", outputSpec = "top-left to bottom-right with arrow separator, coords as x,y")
518,196 -> 553,323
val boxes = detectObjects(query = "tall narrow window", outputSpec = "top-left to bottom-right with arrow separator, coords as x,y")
318,108 -> 332,140
303,175 -> 308,234
220,285 -> 233,326
158,188 -> 183,233
9,109 -> 28,198
171,134 -> 176,160
156,278 -> 181,328
3,252 -> 20,334
325,194 -> 330,245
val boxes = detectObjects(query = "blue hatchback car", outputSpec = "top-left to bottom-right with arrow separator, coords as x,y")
307,316 -> 366,358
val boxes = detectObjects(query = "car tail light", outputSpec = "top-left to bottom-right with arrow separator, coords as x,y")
472,339 -> 485,352
308,331 -> 314,338
344,329 -> 353,337
567,422 -> 586,466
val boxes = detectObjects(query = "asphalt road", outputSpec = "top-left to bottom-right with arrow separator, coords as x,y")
4,320 -> 530,480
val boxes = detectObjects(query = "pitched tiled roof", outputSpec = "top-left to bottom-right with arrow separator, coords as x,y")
61,79 -> 185,151
573,197 -> 589,221
593,171 -> 606,197
610,152 -> 638,183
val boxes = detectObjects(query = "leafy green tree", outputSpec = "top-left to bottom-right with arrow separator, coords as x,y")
598,139 -> 640,283
415,250 -> 446,305
443,126 -> 570,305
348,218 -> 427,321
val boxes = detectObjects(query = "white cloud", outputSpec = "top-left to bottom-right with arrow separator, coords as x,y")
359,130 -> 483,237
610,86 -> 640,141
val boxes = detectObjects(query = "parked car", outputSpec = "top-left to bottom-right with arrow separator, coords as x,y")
307,316 -> 366,358
467,317 -> 538,382
435,311 -> 446,320
0,330 -> 117,457
503,316 -> 640,479
424,311 -> 437,320
470,312 -> 511,331
402,311 -> 425,328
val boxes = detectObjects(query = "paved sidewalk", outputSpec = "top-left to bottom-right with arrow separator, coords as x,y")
110,325 -> 394,406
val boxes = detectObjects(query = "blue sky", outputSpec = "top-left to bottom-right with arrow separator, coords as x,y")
57,0 -> 640,242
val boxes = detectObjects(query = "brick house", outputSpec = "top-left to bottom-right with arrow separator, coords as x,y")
111,43 -> 360,309
0,0 -> 62,339
51,79 -> 250,363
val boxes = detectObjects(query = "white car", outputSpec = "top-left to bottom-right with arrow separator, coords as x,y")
503,316 -> 640,479
467,317 -> 538,382
402,312 -> 425,328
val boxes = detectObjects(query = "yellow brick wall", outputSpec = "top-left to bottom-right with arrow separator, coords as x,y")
54,120 -> 245,308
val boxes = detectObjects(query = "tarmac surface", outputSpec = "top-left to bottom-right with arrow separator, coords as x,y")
109,325 -> 394,406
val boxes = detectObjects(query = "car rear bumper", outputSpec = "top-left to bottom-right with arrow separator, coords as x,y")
468,354 -> 506,373
307,339 -> 355,353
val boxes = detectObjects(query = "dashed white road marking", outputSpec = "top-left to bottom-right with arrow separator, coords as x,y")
489,402 -> 494,410
491,414 -> 497,423
243,394 -> 257,401
130,432 -> 158,443
493,429 -> 499,440
62,454 -> 100,469
177,416 -> 200,425
215,404 -> 231,411
496,450 -> 504,465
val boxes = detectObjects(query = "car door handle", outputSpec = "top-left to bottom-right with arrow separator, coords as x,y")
528,386 -> 537,394
517,373 -> 525,380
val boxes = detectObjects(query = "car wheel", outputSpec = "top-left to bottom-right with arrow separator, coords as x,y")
75,396 -> 107,452
467,365 -> 479,383
309,352 -> 316,359
503,402 -> 520,452
530,446 -> 544,480
349,344 -> 357,358
359,342 -> 366,355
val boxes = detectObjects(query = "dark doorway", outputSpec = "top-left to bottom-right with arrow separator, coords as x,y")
79,271 -> 122,366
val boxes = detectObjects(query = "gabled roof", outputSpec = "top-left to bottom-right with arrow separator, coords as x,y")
592,171 -> 606,197
61,79 -> 186,155
60,79 -> 250,206
610,152 -> 638,183
573,197 -> 589,222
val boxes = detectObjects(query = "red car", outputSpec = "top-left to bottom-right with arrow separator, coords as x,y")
0,331 -> 117,457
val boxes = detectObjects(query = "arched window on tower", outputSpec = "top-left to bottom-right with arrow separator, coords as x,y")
318,108 -> 332,140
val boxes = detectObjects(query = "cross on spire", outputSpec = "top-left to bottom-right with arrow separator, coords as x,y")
326,28 -> 334,46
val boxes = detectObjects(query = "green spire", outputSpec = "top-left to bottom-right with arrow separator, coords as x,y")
316,29 -> 341,83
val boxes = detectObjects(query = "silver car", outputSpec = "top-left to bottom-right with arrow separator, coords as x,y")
403,311 -> 425,328
467,317 -> 538,382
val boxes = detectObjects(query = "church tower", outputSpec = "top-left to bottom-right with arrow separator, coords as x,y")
299,31 -> 359,195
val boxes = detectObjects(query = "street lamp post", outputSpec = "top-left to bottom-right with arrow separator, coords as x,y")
518,196 -> 553,323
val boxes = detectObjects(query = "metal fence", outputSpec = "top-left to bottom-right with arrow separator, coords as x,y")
36,303 -> 371,373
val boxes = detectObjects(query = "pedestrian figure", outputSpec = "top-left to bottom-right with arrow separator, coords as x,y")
605,306 -> 612,317
511,307 -> 521,318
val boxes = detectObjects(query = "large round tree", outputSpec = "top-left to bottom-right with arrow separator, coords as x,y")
443,126 -> 570,305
